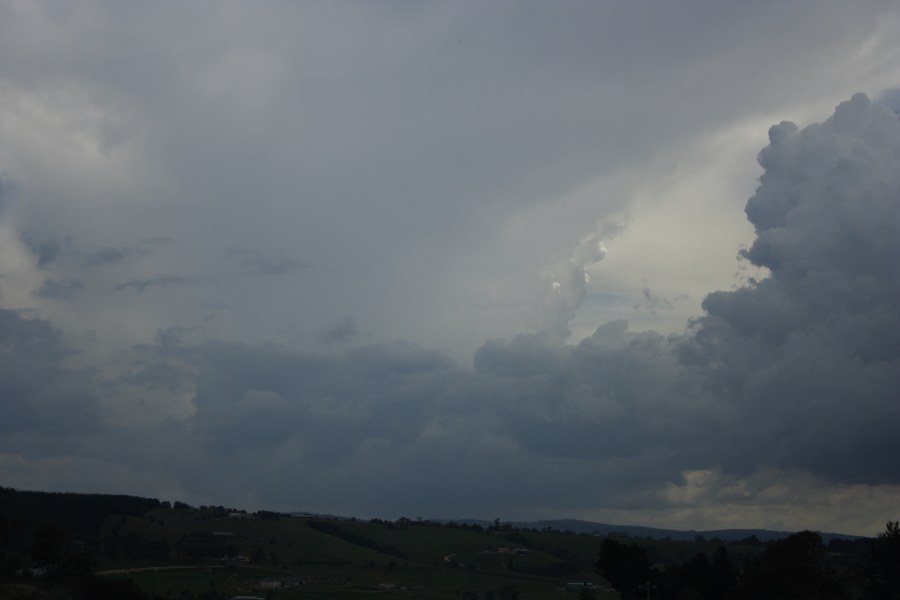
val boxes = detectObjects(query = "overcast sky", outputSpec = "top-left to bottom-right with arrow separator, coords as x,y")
2,1 -> 900,536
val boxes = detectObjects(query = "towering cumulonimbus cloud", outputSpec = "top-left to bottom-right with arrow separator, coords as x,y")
682,93 -> 900,482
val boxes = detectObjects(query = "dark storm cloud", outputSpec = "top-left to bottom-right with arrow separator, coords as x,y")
114,274 -> 198,293
157,340 -> 454,461
679,94 -> 900,483
474,324 -> 686,461
115,322 -> 692,516
34,277 -> 85,302
0,309 -> 103,439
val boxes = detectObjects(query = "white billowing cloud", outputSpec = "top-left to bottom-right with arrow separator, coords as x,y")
539,233 -> 609,340
574,234 -> 608,266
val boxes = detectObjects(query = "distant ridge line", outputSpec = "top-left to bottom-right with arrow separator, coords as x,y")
435,518 -> 865,543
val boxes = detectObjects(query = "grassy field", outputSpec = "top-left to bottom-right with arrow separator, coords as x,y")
95,508 -> 623,599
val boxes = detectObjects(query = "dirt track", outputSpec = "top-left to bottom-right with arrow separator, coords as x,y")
96,565 -> 224,575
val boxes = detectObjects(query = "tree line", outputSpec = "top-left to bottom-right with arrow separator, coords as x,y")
595,523 -> 900,599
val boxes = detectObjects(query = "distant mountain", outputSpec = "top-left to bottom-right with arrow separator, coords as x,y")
441,518 -> 864,543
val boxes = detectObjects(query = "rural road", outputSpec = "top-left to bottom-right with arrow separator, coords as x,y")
97,565 -> 224,575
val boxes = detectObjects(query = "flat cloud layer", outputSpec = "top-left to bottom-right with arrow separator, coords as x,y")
1,3 -> 900,536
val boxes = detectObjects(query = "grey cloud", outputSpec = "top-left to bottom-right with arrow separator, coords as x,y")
474,323 -> 699,465
85,245 -> 147,267
878,87 -> 900,114
20,235 -> 62,269
0,309 -> 103,440
0,308 -> 69,361
155,324 -> 198,347
116,324 -> 691,516
0,173 -> 10,212
161,340 -> 456,461
637,284 -> 677,314
316,316 -> 360,345
225,247 -> 307,276
19,236 -> 152,271
0,303 -> 725,516
141,236 -> 174,246
153,314 -> 216,348
115,274 -> 198,293
34,277 -> 85,302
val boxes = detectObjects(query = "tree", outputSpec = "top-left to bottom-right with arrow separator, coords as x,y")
31,524 -> 66,566
727,531 -> 846,599
656,547 -> 736,600
864,521 -> 900,599
709,545 -> 737,598
597,538 -> 653,598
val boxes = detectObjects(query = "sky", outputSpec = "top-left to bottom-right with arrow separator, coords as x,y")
1,1 -> 900,537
